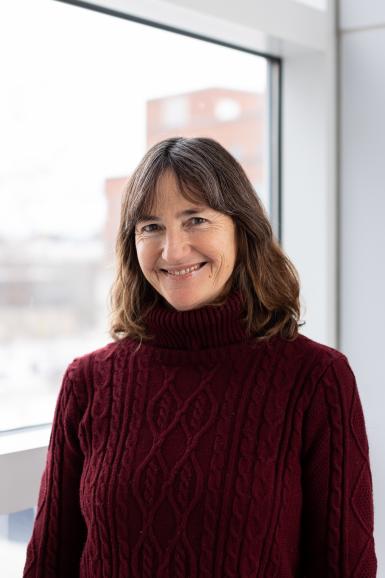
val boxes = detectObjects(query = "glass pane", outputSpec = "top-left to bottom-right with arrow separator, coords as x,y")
0,509 -> 34,577
0,0 -> 269,431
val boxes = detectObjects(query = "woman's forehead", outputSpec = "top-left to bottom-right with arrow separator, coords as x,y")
148,172 -> 206,211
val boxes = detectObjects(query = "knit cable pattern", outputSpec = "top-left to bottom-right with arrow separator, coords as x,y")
23,292 -> 377,577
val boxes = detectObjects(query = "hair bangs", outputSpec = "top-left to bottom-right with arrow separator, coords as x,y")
130,168 -> 209,231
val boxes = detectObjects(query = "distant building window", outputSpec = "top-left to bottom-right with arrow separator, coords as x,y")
161,97 -> 189,128
214,98 -> 241,122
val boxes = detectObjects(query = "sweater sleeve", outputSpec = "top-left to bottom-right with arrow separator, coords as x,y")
23,359 -> 87,578
300,354 -> 377,577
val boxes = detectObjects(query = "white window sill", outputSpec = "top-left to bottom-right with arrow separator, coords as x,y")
0,425 -> 51,456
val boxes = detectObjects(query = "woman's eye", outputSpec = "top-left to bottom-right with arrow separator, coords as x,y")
189,217 -> 206,225
141,224 -> 159,233
140,217 -> 206,233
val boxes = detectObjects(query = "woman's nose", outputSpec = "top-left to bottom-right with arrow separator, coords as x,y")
161,229 -> 190,263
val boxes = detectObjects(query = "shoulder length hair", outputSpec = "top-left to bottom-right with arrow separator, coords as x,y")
109,136 -> 303,345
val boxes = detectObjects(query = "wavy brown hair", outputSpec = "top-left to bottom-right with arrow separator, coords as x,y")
109,136 -> 304,346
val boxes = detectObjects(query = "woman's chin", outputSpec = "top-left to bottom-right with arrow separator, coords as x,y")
160,291 -> 209,312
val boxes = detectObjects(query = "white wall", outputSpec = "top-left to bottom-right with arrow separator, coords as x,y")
282,52 -> 329,341
339,0 -> 385,571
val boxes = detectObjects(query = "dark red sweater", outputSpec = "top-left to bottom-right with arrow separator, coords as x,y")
23,290 -> 377,577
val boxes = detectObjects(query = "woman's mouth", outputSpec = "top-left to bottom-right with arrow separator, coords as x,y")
160,262 -> 207,279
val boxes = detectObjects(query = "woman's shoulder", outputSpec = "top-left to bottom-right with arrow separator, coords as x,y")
288,332 -> 346,361
278,333 -> 359,412
277,331 -> 350,385
64,337 -> 138,390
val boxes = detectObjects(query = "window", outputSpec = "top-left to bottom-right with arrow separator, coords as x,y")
0,0 -> 288,571
0,0 -> 274,435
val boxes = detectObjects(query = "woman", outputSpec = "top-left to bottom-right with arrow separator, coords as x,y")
23,137 -> 377,577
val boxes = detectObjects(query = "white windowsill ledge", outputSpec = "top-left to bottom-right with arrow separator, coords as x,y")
0,425 -> 51,456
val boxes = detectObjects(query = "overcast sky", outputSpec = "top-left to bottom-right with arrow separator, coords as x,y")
0,0 -> 267,240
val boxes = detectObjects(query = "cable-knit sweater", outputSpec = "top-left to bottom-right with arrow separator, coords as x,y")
23,290 -> 377,577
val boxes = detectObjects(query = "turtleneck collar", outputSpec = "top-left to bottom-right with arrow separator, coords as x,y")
143,290 -> 250,350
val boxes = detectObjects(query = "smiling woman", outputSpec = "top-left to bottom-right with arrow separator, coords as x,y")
134,169 -> 238,312
110,136 -> 302,345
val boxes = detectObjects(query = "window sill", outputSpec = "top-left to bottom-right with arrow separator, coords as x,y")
0,425 -> 51,456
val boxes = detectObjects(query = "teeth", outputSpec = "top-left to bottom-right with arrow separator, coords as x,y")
167,263 -> 202,276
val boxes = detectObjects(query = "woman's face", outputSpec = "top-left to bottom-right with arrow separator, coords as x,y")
134,170 -> 237,311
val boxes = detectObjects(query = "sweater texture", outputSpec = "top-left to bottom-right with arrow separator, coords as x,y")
23,290 -> 377,577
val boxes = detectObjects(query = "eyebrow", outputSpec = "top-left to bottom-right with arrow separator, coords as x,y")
137,207 -> 208,223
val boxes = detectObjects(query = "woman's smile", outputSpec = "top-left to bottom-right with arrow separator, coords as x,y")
160,262 -> 207,279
